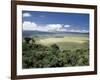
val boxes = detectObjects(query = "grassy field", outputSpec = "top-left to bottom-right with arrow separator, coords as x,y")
35,35 -> 89,51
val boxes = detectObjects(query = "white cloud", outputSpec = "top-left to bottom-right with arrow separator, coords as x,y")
22,21 -> 88,33
23,21 -> 64,32
23,13 -> 31,17
46,24 -> 63,32
57,28 -> 67,32
68,29 -> 89,33
23,21 -> 37,30
81,30 -> 89,33
64,25 -> 70,28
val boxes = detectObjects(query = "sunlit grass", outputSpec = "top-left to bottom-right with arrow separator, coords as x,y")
36,36 -> 88,45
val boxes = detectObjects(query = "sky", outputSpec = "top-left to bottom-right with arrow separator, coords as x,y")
22,11 -> 89,33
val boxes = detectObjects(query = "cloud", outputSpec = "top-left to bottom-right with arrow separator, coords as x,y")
22,21 -> 88,33
23,13 -> 31,17
23,21 -> 63,32
23,21 -> 37,30
68,29 -> 89,33
64,25 -> 70,28
81,30 -> 89,33
46,24 -> 63,31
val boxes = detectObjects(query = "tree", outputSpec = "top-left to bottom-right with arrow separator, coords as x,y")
24,37 -> 31,44
32,38 -> 35,43
51,44 -> 59,51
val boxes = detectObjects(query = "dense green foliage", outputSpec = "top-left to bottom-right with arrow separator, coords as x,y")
22,37 -> 89,68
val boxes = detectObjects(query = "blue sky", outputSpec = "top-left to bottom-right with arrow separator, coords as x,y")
22,11 -> 89,33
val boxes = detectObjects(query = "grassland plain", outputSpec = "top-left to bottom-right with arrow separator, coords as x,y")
36,35 -> 89,51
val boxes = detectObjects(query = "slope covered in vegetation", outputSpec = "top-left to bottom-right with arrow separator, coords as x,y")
22,37 -> 89,68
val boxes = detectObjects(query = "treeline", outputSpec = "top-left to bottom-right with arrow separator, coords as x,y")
22,37 -> 89,68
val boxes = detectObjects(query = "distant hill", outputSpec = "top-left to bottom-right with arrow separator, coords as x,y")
22,30 -> 89,37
